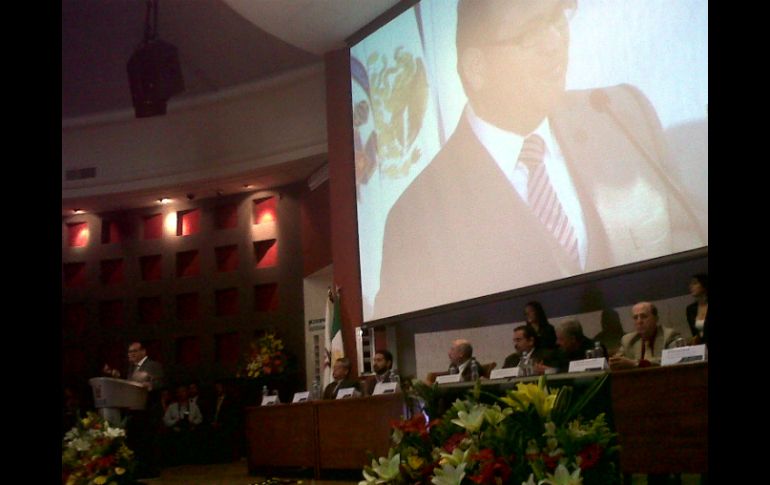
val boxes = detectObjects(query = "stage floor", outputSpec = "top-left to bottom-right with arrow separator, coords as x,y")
141,459 -> 359,485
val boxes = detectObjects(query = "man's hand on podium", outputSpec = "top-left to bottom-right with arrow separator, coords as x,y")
102,364 -> 120,378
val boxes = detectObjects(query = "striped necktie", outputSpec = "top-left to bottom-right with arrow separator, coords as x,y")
518,134 -> 579,265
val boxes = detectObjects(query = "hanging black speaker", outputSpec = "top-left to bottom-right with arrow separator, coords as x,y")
127,39 -> 185,118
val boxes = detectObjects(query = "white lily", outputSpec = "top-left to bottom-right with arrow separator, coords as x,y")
438,446 -> 473,467
359,453 -> 401,484
539,464 -> 583,485
431,462 -> 467,485
451,406 -> 486,433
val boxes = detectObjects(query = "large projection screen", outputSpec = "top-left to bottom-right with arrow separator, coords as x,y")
351,0 -> 707,323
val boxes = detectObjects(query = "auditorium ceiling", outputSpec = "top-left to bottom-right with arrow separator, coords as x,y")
62,0 -> 399,213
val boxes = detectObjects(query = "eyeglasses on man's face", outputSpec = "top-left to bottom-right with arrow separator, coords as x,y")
488,0 -> 576,50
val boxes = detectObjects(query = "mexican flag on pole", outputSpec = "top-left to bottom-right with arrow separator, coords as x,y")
323,287 -> 344,388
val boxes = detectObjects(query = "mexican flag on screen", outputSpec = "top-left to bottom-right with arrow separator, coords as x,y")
323,287 -> 344,388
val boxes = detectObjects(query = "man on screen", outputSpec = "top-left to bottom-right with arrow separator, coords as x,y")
373,0 -> 704,319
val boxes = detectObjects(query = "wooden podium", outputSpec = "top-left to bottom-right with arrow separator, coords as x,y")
89,377 -> 148,426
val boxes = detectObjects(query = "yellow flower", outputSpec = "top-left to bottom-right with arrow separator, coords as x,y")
500,381 -> 558,417
407,454 -> 425,470
114,467 -> 125,475
94,476 -> 108,484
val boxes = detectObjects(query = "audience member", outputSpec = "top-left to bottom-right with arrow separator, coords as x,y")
162,384 -> 203,465
187,381 -> 213,426
203,380 -> 242,463
503,325 -> 554,374
447,339 -> 479,381
187,382 -> 201,408
159,388 -> 173,415
364,349 -> 399,395
609,302 -> 682,369
323,357 -> 362,399
686,273 -> 708,345
524,301 -> 557,349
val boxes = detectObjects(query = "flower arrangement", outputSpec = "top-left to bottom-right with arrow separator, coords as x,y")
361,375 -> 619,485
237,332 -> 288,379
62,411 -> 135,485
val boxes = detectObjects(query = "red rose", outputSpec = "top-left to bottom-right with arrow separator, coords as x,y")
577,443 -> 603,470
469,455 -> 512,485
542,451 -> 562,470
471,448 -> 496,462
442,432 -> 467,452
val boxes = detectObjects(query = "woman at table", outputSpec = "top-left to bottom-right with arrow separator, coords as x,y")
686,274 -> 708,345
524,301 -> 557,350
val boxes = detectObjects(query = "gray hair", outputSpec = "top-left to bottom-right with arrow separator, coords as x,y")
557,319 -> 584,340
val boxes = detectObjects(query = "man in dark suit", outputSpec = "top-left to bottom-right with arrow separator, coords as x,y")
125,341 -> 165,391
323,357 -> 362,399
373,0 -> 705,319
503,325 -> 554,374
363,349 -> 399,396
204,380 -> 242,463
548,319 -> 603,373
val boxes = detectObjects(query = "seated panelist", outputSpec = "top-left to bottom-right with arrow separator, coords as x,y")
609,301 -> 682,369
503,325 -> 555,375
547,319 -> 605,373
364,350 -> 399,395
447,339 -> 480,381
323,357 -> 362,399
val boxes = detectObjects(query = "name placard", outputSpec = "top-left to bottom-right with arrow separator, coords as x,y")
568,358 -> 608,373
335,387 -> 356,399
661,344 -> 707,366
292,391 -> 310,403
435,373 -> 463,384
261,395 -> 280,406
489,367 -> 520,380
373,382 -> 399,395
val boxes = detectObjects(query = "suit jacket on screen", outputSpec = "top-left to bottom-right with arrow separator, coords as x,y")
374,85 -> 705,319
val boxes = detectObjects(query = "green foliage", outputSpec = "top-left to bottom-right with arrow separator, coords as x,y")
361,376 -> 619,485
62,411 -> 136,485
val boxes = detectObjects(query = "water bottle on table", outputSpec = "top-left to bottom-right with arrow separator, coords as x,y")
470,359 -> 480,381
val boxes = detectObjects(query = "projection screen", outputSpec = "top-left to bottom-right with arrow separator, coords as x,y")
351,0 -> 708,323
